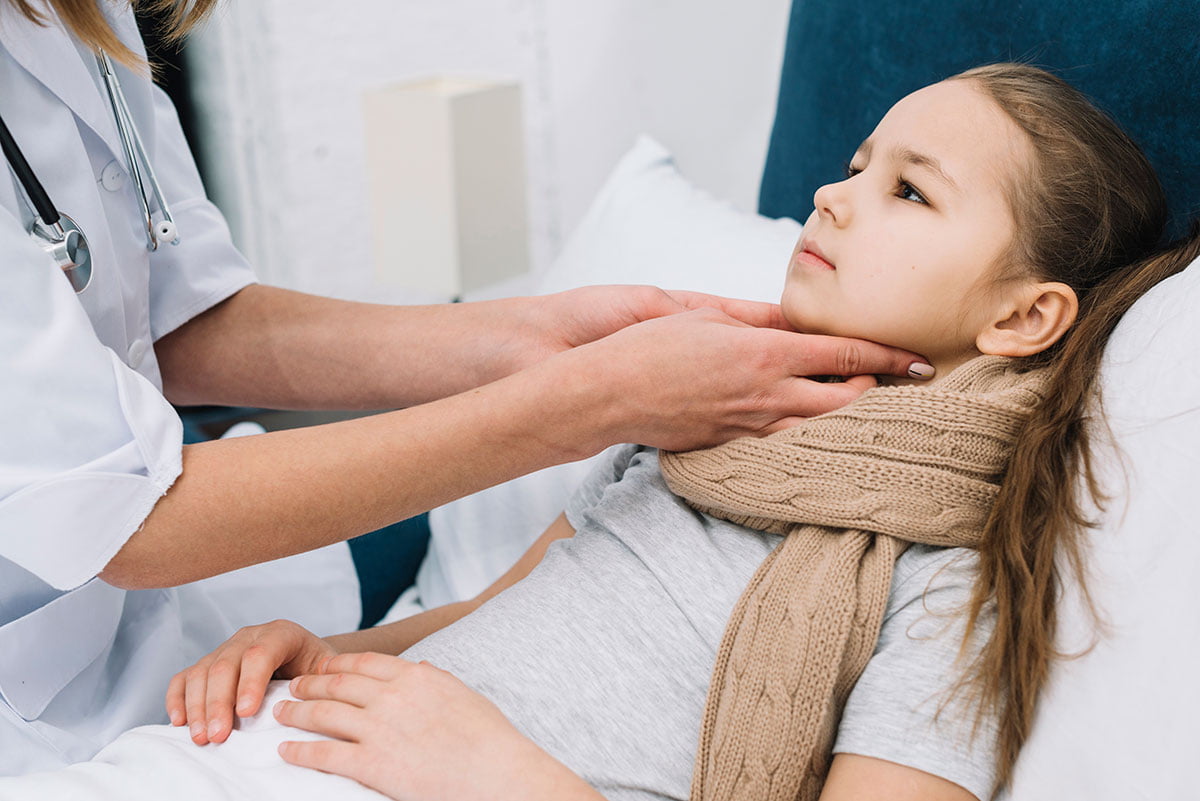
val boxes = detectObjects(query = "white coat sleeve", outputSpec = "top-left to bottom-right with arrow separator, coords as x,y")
144,82 -> 257,341
0,209 -> 184,591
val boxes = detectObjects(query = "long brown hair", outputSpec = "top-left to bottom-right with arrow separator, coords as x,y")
7,0 -> 217,70
951,63 -> 1200,794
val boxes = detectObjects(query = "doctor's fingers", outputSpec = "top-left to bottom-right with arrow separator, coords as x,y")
666,290 -> 794,331
775,332 -> 931,382
761,375 -> 880,427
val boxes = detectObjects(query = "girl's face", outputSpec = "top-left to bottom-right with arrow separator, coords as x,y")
780,79 -> 1032,373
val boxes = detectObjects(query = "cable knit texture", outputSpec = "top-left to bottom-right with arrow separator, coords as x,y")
658,356 -> 1048,801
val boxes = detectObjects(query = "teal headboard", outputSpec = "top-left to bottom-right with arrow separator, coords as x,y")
759,0 -> 1200,237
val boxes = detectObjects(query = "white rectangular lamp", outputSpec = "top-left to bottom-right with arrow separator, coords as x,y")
363,77 -> 531,298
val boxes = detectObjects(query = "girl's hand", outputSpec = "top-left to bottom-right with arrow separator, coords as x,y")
275,653 -> 603,801
166,619 -> 338,746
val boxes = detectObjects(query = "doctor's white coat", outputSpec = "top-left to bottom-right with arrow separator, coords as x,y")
0,3 -> 358,774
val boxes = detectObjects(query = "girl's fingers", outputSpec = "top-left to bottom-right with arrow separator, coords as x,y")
234,642 -> 287,718
274,699 -> 366,743
165,671 -> 187,726
277,738 -> 362,776
288,672 -> 381,708
203,655 -> 243,743
182,665 -> 212,744
317,651 -> 408,682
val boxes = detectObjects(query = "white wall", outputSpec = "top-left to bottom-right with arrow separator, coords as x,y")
187,0 -> 792,302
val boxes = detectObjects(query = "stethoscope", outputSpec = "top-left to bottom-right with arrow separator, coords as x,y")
0,50 -> 179,294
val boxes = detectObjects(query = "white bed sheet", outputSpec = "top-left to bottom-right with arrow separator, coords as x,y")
0,682 -> 381,801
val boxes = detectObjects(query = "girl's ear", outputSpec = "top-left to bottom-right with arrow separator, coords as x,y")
976,281 -> 1079,357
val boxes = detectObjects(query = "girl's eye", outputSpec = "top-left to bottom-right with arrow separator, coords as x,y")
842,162 -> 928,206
898,179 -> 928,205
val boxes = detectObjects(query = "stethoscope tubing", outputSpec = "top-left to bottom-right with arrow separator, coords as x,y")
97,51 -> 177,249
0,48 -> 181,294
0,105 -> 89,293
0,111 -> 61,227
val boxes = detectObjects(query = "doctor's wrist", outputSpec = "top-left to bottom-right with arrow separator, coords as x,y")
456,295 -> 553,386
501,347 -> 625,462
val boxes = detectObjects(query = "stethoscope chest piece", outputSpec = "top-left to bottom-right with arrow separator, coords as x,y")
2,48 -> 178,296
30,213 -> 92,293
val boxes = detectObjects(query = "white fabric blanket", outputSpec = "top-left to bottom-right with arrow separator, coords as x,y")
0,683 -> 383,801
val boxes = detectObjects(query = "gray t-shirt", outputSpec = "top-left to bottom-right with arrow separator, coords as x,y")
403,445 -> 998,800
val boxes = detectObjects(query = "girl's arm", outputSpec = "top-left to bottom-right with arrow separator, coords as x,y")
819,754 -> 978,801
274,666 -> 979,801
326,513 -> 577,654
277,653 -> 606,801
169,514 -> 577,744
267,528 -> 978,801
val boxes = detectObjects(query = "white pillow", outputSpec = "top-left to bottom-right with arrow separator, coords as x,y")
1006,257 -> 1200,799
410,137 -> 802,611
536,136 -> 801,300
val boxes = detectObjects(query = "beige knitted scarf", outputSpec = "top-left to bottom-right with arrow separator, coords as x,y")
658,356 -> 1048,801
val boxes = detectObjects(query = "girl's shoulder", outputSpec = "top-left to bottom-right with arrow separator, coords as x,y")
886,544 -> 981,621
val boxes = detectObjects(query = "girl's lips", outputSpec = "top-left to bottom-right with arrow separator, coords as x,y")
796,249 -> 836,271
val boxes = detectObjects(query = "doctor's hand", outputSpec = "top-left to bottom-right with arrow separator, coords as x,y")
276,653 -> 604,801
543,305 -> 930,454
507,285 -> 793,368
166,619 -> 337,746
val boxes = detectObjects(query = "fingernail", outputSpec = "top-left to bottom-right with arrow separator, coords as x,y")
207,720 -> 222,740
273,700 -> 288,718
908,362 -> 935,379
236,697 -> 251,715
189,722 -> 204,741
169,711 -> 182,726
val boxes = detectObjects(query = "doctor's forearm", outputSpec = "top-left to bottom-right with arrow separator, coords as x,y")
99,356 -> 609,590
155,284 -> 544,410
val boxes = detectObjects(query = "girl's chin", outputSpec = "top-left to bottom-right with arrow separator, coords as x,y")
780,314 -> 846,338
778,303 -> 829,335
783,313 -> 916,353
780,298 -> 899,344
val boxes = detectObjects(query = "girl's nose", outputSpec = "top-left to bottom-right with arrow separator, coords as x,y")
813,179 -> 852,226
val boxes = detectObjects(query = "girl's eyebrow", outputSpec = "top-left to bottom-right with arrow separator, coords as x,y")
854,138 -> 961,194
